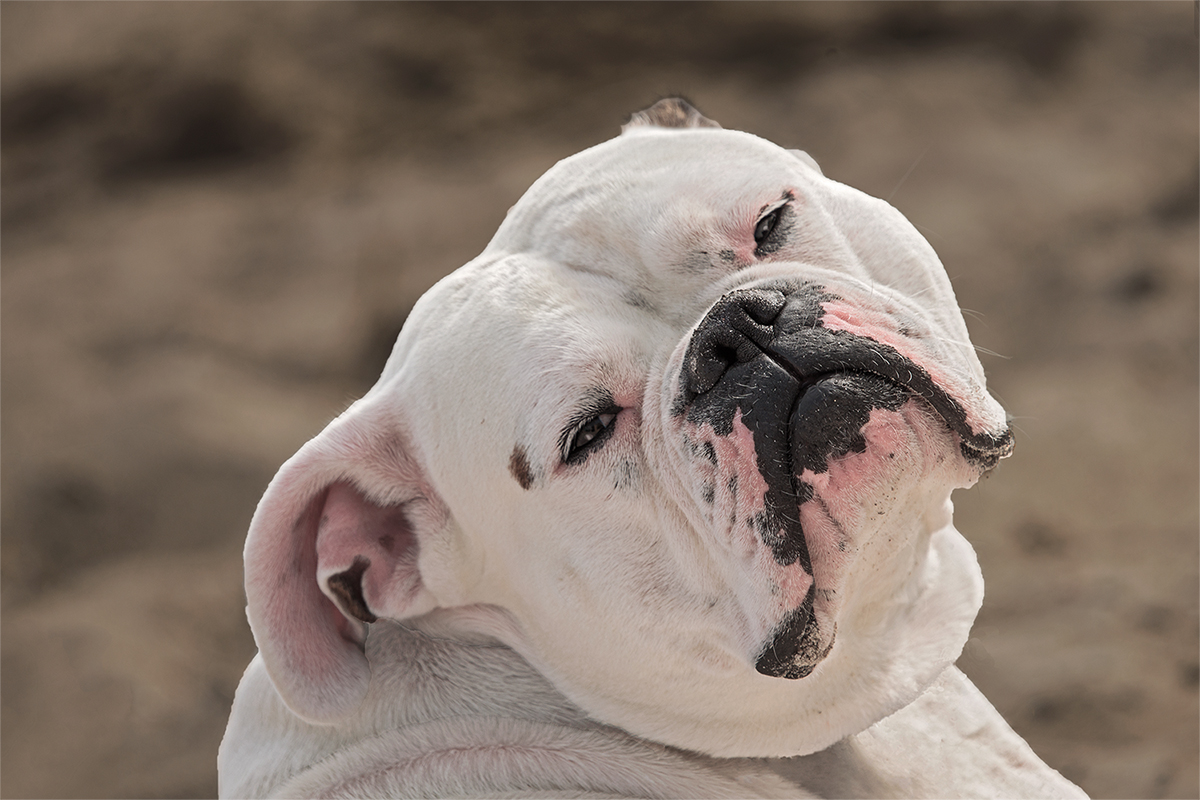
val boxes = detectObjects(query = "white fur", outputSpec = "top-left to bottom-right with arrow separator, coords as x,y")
219,103 -> 1087,798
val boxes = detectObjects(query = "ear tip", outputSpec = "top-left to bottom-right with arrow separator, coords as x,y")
622,97 -> 722,134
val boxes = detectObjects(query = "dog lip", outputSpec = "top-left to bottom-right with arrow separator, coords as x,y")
956,425 -> 1015,468
678,284 -> 1013,472
677,284 -> 1013,566
785,371 -> 910,478
754,584 -> 835,679
760,332 -> 1014,471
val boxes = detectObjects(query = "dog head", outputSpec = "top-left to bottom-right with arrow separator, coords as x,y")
243,99 -> 1013,757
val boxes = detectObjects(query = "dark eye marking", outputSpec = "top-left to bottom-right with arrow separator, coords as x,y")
753,193 -> 794,257
562,401 -> 622,465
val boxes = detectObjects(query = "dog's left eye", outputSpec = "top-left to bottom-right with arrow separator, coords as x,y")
754,208 -> 781,246
753,196 -> 792,256
564,408 -> 620,464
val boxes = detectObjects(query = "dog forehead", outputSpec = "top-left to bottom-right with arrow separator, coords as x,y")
509,127 -> 797,214
487,129 -> 812,281
387,254 -> 659,436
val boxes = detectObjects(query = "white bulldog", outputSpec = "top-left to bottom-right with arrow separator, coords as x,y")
219,99 -> 1086,799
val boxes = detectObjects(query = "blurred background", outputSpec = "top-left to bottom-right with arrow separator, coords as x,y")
1,2 -> 1196,798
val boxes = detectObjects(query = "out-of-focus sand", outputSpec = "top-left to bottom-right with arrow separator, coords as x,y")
2,3 -> 1196,797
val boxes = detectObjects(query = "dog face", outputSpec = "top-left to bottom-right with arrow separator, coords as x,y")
243,100 -> 1013,757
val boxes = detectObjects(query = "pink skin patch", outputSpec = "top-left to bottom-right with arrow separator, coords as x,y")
798,399 -> 970,640
792,407 -> 912,638
682,410 -> 814,623
798,406 -> 917,620
717,412 -> 773,543
683,410 -> 770,561
820,300 -> 992,436
680,400 -> 945,662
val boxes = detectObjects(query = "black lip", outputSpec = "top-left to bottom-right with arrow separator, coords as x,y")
755,584 -> 822,678
762,307 -> 1015,470
678,282 -> 1014,473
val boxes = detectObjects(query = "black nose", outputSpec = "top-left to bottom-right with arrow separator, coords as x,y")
678,285 -> 822,570
682,288 -> 788,401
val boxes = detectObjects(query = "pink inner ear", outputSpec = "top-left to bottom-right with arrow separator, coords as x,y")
245,484 -> 373,723
317,482 -> 426,622
244,404 -> 442,725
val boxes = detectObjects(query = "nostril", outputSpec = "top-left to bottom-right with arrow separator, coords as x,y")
690,328 -> 754,393
741,289 -> 787,326
681,288 -> 791,403
687,343 -> 735,397
710,342 -> 739,367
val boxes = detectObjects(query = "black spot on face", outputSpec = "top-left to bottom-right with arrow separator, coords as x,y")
681,250 -> 714,272
613,459 -> 638,490
509,445 -> 534,490
624,289 -> 657,312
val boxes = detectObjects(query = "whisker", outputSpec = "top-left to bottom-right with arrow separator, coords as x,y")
929,333 -> 1011,360
912,222 -> 944,244
887,145 -> 931,203
972,345 -> 1010,359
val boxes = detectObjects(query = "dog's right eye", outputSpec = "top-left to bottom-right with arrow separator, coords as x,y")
563,407 -> 620,464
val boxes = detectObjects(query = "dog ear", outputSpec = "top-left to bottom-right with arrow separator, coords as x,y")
622,97 -> 721,133
243,400 -> 444,724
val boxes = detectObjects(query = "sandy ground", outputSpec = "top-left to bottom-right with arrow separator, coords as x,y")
1,3 -> 1196,798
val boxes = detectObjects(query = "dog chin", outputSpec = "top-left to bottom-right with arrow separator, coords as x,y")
472,507 -> 980,761
738,518 -> 985,760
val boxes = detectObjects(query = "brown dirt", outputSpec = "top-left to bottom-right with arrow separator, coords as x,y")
2,3 -> 1196,798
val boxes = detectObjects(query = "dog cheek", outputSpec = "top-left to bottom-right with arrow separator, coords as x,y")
797,410 -> 924,585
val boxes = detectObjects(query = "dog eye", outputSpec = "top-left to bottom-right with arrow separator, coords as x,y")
753,196 -> 793,256
565,408 -> 620,464
754,208 -> 781,246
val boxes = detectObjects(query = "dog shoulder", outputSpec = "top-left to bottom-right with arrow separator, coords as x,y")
768,667 -> 1087,799
271,717 -> 811,799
